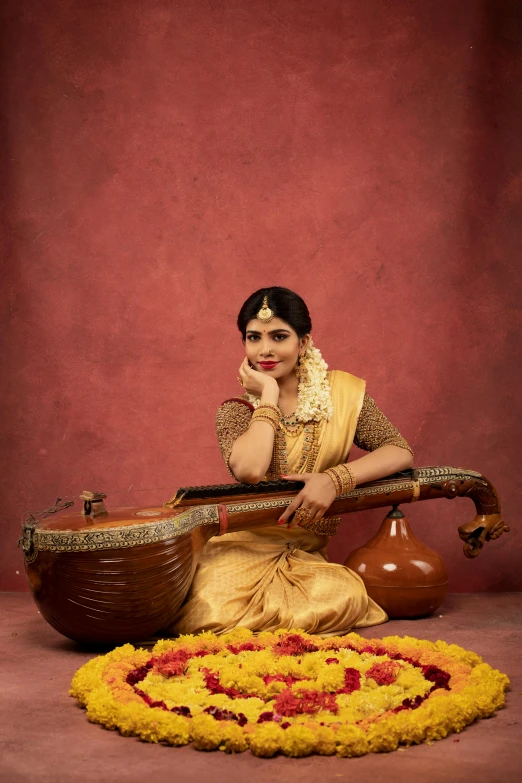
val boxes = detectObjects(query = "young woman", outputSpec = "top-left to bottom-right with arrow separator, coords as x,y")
170,287 -> 414,637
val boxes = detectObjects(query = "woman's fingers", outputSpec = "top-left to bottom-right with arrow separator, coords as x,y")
238,358 -> 250,384
242,357 -> 255,375
278,493 -> 305,525
281,473 -> 311,483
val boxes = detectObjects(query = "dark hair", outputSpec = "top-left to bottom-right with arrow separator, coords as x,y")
237,287 -> 312,339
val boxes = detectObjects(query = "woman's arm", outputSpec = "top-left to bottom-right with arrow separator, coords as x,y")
347,442 -> 413,485
345,391 -> 414,481
229,385 -> 279,483
227,358 -> 281,484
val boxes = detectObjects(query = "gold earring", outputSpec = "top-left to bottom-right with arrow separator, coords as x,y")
295,354 -> 304,379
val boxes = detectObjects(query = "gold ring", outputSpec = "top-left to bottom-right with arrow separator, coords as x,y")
237,376 -> 243,387
294,507 -> 313,526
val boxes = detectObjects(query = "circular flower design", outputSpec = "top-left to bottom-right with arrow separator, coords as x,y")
70,628 -> 509,757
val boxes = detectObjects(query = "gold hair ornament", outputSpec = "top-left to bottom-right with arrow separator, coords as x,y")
257,296 -> 274,323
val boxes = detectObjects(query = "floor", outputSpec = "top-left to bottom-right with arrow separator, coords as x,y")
1,592 -> 521,783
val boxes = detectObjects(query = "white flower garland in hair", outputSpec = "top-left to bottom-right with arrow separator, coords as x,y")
246,337 -> 334,423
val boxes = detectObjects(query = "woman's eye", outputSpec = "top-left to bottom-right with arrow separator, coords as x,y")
247,335 -> 260,341
273,334 -> 288,341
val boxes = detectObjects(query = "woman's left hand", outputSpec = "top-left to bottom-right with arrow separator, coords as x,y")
278,472 -> 337,528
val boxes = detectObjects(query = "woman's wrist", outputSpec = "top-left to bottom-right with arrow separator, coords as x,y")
260,380 -> 279,407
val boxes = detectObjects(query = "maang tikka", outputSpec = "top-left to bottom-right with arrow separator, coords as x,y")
257,295 -> 274,323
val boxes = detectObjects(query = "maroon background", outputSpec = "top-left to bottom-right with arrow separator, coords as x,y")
1,0 -> 521,593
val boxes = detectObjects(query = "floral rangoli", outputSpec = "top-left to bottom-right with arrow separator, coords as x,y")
70,628 -> 509,757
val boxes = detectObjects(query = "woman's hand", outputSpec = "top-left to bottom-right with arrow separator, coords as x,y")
278,472 -> 337,528
238,357 -> 278,398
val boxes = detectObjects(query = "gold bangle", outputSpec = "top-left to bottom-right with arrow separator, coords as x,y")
250,417 -> 278,433
324,467 -> 342,495
251,407 -> 280,433
251,411 -> 279,423
336,463 -> 356,494
324,463 -> 356,497
252,408 -> 280,423
256,403 -> 282,419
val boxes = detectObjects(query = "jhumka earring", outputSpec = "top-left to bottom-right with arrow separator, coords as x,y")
257,296 -> 274,323
295,353 -> 304,379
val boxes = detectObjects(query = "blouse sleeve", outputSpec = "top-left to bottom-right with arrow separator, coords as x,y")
215,400 -> 253,478
354,393 -> 414,457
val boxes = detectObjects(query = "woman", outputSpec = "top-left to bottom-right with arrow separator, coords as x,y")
170,287 -> 414,637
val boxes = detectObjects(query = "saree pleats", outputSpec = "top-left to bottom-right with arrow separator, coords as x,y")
171,527 -> 386,636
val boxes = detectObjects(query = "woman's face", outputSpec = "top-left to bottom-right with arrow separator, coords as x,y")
244,317 -> 309,380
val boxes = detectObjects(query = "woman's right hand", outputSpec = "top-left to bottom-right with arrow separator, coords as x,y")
238,357 -> 278,398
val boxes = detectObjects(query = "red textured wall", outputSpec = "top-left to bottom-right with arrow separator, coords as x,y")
1,0 -> 521,593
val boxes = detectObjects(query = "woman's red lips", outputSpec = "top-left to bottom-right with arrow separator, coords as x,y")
259,361 -> 280,369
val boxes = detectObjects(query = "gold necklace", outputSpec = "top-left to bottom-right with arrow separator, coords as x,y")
280,410 -> 300,427
279,419 -> 304,438
276,421 -> 320,476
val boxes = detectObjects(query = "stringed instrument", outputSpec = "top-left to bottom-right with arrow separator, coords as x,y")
20,466 -> 508,644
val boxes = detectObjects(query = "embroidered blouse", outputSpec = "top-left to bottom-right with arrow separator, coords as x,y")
215,392 -> 413,477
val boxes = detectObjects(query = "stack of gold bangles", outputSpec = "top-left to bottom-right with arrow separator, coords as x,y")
324,463 -> 356,496
250,402 -> 282,433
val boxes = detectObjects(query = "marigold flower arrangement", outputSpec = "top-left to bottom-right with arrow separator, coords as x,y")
70,628 -> 509,757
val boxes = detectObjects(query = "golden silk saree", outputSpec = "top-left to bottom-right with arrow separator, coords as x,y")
168,371 -> 387,637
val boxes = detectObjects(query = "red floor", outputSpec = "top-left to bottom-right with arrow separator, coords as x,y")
1,592 -> 521,783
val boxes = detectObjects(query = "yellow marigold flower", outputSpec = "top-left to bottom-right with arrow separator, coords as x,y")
281,725 -> 316,757
250,724 -> 286,757
116,703 -> 152,737
256,631 -> 279,646
335,705 -> 363,723
314,726 -> 336,755
135,711 -> 191,746
266,681 -> 287,697
366,720 -> 400,753
388,710 -> 426,746
219,723 -> 249,754
315,665 -> 346,692
335,725 -> 369,757
151,639 -> 179,655
220,628 -> 255,645
434,640 -> 483,667
238,705 -> 265,724
191,714 -> 224,751
85,687 -> 124,730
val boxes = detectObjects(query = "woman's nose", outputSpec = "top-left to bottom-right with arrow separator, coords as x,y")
259,341 -> 273,356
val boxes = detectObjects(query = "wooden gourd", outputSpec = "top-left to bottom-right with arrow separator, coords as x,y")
344,506 -> 448,618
